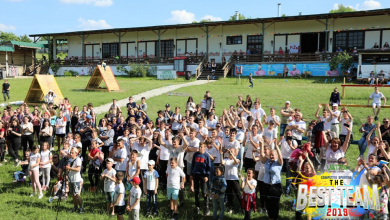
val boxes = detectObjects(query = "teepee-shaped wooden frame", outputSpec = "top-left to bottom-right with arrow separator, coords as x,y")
85,65 -> 120,92
24,75 -> 64,104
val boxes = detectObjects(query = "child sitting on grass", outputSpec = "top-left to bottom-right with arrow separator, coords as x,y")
127,176 -> 142,220
101,158 -> 116,217
13,150 -> 30,182
112,172 -> 125,220
143,160 -> 159,217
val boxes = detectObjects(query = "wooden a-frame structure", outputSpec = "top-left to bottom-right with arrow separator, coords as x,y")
85,65 -> 120,92
24,75 -> 64,104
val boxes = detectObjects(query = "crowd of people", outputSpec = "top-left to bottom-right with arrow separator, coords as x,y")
1,86 -> 390,220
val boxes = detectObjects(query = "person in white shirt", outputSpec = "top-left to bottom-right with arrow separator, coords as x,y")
130,136 -> 153,192
222,128 -> 241,158
55,111 -> 67,151
286,112 -> 306,145
205,113 -> 218,136
263,120 -> 277,149
182,126 -> 201,176
330,103 -> 341,137
113,172 -> 126,219
338,107 -> 353,149
143,160 -> 159,217
157,129 -> 171,190
220,147 -> 241,213
240,168 -> 257,220
127,176 -> 142,220
265,108 -> 281,136
278,130 -> 297,195
315,103 -> 332,132
171,107 -> 182,135
249,102 -> 266,124
367,86 -> 387,121
166,157 -> 186,220
113,139 -> 127,175
100,158 -> 117,217
29,145 -> 43,199
196,120 -> 208,142
243,125 -> 262,172
39,142 -> 52,191
66,147 -> 84,213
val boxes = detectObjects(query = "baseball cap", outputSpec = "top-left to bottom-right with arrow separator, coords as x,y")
332,103 -> 338,107
132,177 -> 141,185
86,114 -> 92,119
165,103 -> 170,107
105,158 -> 114,163
285,101 -> 290,104
148,160 -> 155,165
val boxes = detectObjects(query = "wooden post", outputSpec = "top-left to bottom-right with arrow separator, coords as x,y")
342,77 -> 345,99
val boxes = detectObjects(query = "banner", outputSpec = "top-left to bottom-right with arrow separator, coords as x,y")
234,63 -> 336,77
157,70 -> 177,80
360,65 -> 390,78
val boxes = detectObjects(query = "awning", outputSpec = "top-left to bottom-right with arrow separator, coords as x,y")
0,46 -> 15,52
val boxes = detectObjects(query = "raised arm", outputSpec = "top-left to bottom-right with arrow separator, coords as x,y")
314,103 -> 322,119
341,126 -> 352,153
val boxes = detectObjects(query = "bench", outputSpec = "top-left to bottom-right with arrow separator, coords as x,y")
341,77 -> 390,98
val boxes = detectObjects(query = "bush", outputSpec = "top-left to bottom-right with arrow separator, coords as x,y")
329,51 -> 353,73
63,70 -> 79,77
117,62 -> 152,77
50,63 -> 60,76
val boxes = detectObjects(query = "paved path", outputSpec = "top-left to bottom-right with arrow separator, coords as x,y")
94,80 -> 216,115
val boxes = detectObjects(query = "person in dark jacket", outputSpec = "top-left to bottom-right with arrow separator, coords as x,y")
329,87 -> 340,105
210,166 -> 226,220
191,142 -> 211,215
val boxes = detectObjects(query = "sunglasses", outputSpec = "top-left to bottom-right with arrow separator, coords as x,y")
384,121 -> 389,123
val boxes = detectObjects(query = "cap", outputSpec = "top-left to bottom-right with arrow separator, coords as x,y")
148,160 -> 155,165
285,101 -> 290,104
332,103 -> 338,107
86,114 -> 93,119
132,177 -> 141,185
105,158 -> 114,163
165,103 -> 170,107
49,89 -> 53,92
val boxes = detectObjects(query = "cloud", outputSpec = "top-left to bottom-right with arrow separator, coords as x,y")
200,15 -> 223,22
0,23 -> 16,31
166,10 -> 195,24
77,18 -> 111,30
359,0 -> 382,10
59,0 -> 113,7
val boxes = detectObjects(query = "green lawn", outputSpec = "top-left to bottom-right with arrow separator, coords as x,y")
1,76 -> 388,219
6,76 -> 192,109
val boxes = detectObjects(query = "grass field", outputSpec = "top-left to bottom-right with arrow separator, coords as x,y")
1,76 -> 388,219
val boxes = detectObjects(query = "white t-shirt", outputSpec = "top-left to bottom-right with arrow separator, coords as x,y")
184,137 -> 200,163
319,116 -> 332,131
266,115 -> 281,134
166,166 -> 185,189
243,178 -> 257,194
21,122 -> 33,136
188,122 -> 199,130
359,166 -> 381,188
280,139 -> 298,159
166,144 -> 186,169
340,118 -> 353,135
144,170 -> 159,190
288,120 -> 306,140
245,133 -> 261,159
55,117 -> 67,134
224,158 -> 240,180
206,146 -> 220,164
206,119 -> 217,136
113,148 -> 127,171
370,92 -> 385,104
263,127 -> 277,149
366,144 -> 377,162
331,110 -> 341,124
29,152 -> 41,171
113,183 -> 126,206
257,159 -> 265,181
236,130 -> 245,144
223,139 -> 240,158
103,168 -> 116,192
171,113 -> 182,131
129,186 -> 142,209
132,142 -> 152,170
159,142 -> 170,161
196,127 -> 208,141
250,108 -> 266,121
40,150 -> 52,168
68,157 -> 82,182
324,148 -> 344,172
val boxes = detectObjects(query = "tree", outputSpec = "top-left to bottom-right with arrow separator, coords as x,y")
19,34 -> 32,43
228,13 -> 248,21
330,4 -> 356,13
0,31 -> 19,43
329,51 -> 353,73
281,14 -> 287,17
192,19 -> 212,23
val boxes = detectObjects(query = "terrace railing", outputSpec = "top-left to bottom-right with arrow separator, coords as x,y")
232,52 -> 358,63
195,54 -> 208,79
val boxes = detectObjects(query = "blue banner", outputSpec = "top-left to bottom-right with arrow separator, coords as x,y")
234,63 -> 340,77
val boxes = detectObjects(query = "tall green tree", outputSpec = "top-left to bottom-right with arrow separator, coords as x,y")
228,13 -> 247,21
0,31 -> 19,43
19,34 -> 32,43
330,4 -> 356,13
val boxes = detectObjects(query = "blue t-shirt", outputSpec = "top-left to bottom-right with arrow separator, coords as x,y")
262,158 -> 282,184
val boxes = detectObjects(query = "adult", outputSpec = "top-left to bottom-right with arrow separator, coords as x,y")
186,96 -> 196,114
338,107 -> 353,148
243,125 -> 261,171
377,70 -> 385,85
127,96 -> 137,112
383,42 -> 390,48
373,42 -> 380,48
44,90 -> 57,104
286,112 -> 306,145
205,91 -> 214,116
358,116 -> 376,158
8,119 -> 22,166
279,129 -> 297,195
280,101 -> 294,138
109,99 -> 121,118
380,118 -> 390,144
283,64 -> 289,78
330,104 -> 341,137
367,86 -> 387,121
55,111 -> 67,151
2,79 -> 10,101
21,116 -> 34,154
323,126 -> 351,173
329,87 -> 340,105
79,114 -> 95,172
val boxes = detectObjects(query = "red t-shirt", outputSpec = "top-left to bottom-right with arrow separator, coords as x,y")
89,148 -> 100,158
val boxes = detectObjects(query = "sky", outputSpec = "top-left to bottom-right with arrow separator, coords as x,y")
0,0 -> 389,36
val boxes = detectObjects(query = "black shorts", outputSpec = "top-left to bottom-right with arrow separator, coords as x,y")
56,133 -> 65,138
114,205 -> 125,215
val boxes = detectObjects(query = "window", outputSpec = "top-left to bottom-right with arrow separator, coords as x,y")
247,35 -> 263,54
156,40 -> 174,57
227,36 -> 242,45
334,31 -> 364,51
102,43 -> 118,58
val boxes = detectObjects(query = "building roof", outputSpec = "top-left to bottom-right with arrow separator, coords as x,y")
9,41 -> 44,49
29,8 -> 390,37
0,46 -> 14,52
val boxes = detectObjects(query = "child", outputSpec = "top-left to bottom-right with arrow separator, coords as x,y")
112,172 -> 126,220
210,166 -> 227,220
125,150 -> 140,191
220,148 -> 241,214
88,140 -> 101,192
66,147 -> 84,213
67,133 -> 75,147
58,142 -> 71,178
29,145 -> 43,199
40,142 -> 52,191
143,160 -> 159,217
191,142 -> 211,215
127,176 -> 142,220
367,165 -> 390,219
101,158 -> 117,217
248,73 -> 253,88
241,168 -> 257,220
14,150 -> 30,182
166,157 -> 186,220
